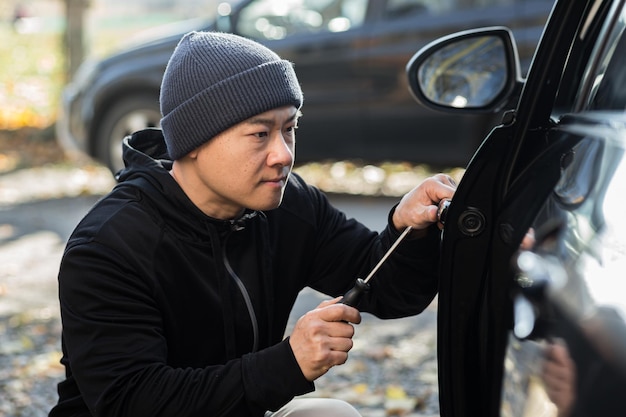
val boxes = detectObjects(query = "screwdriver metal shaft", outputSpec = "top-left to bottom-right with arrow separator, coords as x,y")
340,198 -> 451,307
340,225 -> 413,307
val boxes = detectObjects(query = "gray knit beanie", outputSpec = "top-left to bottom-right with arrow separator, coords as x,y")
159,31 -> 304,160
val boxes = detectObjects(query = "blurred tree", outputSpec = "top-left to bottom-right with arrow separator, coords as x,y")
63,0 -> 90,82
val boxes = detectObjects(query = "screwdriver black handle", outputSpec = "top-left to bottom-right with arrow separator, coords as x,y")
339,278 -> 370,307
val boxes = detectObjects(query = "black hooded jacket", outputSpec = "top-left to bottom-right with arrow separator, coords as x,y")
50,129 -> 441,417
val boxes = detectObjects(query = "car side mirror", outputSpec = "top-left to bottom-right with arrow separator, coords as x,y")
406,27 -> 522,113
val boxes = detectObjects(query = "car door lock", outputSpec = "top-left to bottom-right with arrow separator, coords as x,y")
458,207 -> 486,237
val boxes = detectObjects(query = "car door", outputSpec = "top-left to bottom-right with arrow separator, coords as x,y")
500,2 -> 626,415
407,0 -> 626,416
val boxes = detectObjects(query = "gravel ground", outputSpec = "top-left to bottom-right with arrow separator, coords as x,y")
0,131 -> 444,417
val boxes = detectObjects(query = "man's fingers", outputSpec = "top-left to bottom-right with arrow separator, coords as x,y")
313,300 -> 361,324
316,297 -> 342,308
329,336 -> 354,353
433,173 -> 457,188
392,173 -> 457,230
289,297 -> 363,380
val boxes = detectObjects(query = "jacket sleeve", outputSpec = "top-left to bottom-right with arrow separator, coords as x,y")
58,240 -> 313,417
285,177 -> 440,318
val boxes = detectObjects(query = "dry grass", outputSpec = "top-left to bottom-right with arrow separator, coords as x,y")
0,24 -> 64,130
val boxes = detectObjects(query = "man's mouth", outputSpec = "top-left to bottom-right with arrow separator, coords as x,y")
263,176 -> 287,185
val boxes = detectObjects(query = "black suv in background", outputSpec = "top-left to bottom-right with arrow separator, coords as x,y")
56,0 -> 553,173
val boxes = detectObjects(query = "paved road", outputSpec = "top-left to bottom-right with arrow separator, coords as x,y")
0,196 -> 102,317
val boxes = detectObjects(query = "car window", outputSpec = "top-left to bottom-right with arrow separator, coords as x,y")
384,0 -> 438,17
235,0 -> 368,40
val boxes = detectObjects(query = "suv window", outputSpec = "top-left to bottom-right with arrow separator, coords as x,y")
385,0 -> 437,17
236,0 -> 368,40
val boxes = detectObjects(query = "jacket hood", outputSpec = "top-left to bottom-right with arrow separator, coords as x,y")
117,127 -> 172,178
115,128 -> 259,237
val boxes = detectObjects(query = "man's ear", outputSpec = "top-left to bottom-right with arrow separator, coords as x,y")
187,148 -> 200,160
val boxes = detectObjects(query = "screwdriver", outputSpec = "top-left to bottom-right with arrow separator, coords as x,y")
339,198 -> 451,307
340,225 -> 413,307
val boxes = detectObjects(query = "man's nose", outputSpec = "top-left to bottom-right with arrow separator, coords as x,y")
268,134 -> 294,167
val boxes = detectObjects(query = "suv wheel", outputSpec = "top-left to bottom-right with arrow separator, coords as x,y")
95,96 -> 161,173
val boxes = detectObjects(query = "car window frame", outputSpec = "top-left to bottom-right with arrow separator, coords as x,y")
580,2 -> 626,110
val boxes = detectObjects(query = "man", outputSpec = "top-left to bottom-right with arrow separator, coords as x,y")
50,31 -> 456,417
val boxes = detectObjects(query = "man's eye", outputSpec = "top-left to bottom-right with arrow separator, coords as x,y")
255,131 -> 269,138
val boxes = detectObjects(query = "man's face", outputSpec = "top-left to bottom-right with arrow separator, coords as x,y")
182,105 -> 299,219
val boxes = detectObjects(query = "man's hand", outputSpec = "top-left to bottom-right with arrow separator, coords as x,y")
289,298 -> 361,381
392,173 -> 457,233
542,341 -> 576,417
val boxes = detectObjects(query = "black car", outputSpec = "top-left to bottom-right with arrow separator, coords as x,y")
407,0 -> 626,415
56,0 -> 552,173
